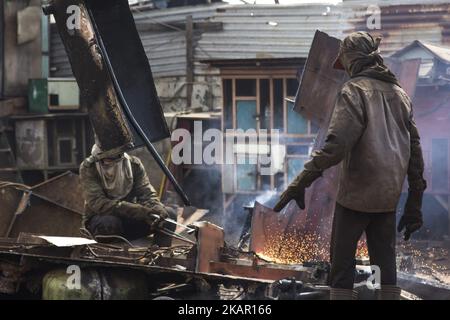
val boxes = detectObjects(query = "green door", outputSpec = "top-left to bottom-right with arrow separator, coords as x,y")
236,100 -> 257,131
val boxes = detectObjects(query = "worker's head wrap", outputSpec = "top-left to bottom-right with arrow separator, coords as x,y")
91,144 -> 134,200
333,31 -> 400,87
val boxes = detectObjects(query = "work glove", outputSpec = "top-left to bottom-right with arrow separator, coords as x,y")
115,202 -> 169,229
114,201 -> 153,221
147,204 -> 170,230
397,190 -> 424,241
273,170 -> 322,212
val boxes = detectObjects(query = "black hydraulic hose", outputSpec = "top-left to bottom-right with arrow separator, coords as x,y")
86,6 -> 190,206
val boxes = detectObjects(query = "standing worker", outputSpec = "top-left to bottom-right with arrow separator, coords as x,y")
274,31 -> 426,300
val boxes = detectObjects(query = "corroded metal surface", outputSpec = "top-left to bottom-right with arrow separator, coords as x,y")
209,261 -> 312,282
47,0 -> 133,151
86,0 -> 170,143
31,171 -> 84,214
294,30 -> 348,123
0,186 -> 82,238
195,221 -> 224,273
292,30 -> 344,241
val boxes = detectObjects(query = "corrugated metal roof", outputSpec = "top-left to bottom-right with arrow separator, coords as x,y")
50,3 -> 224,78
343,1 -> 450,55
420,42 -> 450,63
391,40 -> 450,63
49,2 -> 450,78
342,0 -> 450,5
196,4 -> 349,61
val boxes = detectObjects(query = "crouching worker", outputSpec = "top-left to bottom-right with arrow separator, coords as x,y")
79,144 -> 176,247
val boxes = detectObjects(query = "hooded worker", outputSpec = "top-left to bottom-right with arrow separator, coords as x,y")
79,144 -> 177,247
274,32 -> 426,300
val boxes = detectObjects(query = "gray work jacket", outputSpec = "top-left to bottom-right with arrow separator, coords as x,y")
304,76 -> 426,212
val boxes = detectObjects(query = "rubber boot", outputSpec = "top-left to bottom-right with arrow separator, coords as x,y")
378,285 -> 402,300
330,288 -> 358,300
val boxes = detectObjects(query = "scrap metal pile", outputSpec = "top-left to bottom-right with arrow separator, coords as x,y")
0,171 -> 332,299
0,171 -> 447,300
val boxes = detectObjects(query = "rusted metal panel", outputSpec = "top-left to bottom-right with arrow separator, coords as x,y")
8,194 -> 82,238
249,201 -> 331,263
250,201 -> 305,259
294,30 -> 348,123
195,221 -> 224,273
0,186 -> 82,238
85,0 -> 170,143
0,186 -> 23,236
209,261 -> 310,282
5,191 -> 31,237
47,0 -> 133,152
291,30 -> 345,240
31,171 -> 85,214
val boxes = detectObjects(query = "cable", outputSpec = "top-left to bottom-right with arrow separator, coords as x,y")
86,4 -> 191,206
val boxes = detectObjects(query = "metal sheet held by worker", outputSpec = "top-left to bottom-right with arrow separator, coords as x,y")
86,0 -> 170,143
293,30 -> 348,124
249,202 -> 306,262
288,30 -> 346,237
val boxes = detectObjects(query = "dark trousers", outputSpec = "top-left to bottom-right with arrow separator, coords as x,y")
86,207 -> 177,247
329,203 -> 397,289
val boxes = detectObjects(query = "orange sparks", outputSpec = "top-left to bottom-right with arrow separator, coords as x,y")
256,230 -> 369,264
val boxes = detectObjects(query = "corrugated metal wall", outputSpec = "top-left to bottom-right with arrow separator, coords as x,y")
196,4 -> 348,61
50,3 -> 222,78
